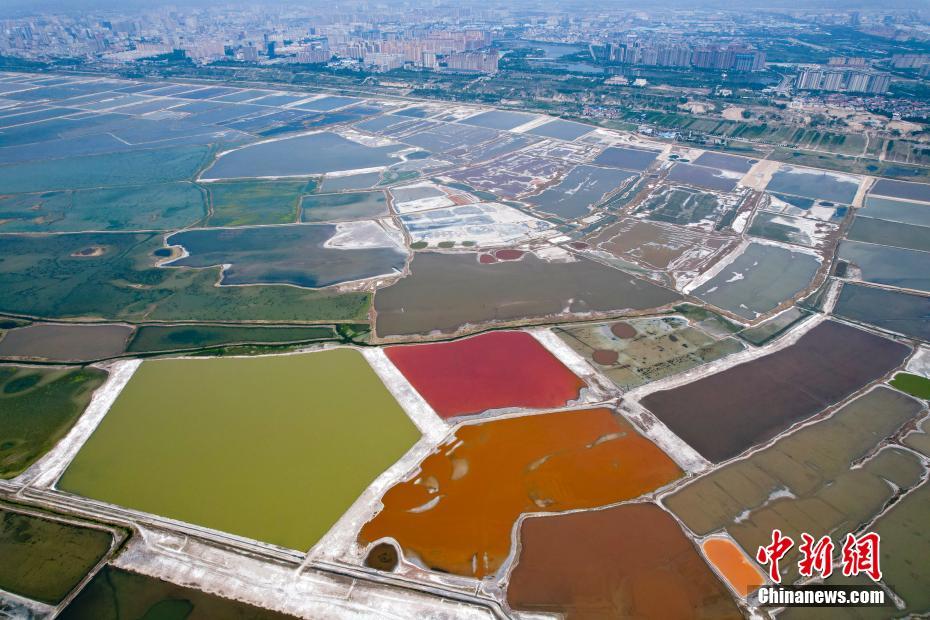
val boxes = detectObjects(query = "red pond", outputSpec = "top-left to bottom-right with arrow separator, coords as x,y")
385,331 -> 585,419
494,249 -> 525,261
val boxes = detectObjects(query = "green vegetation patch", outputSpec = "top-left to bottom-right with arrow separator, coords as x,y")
0,507 -> 112,604
0,233 -> 370,322
0,366 -> 107,479
59,350 -> 421,551
0,145 -> 212,193
206,179 -> 315,227
0,183 -> 206,233
890,372 -> 930,400
127,324 -> 336,353
60,566 -> 293,620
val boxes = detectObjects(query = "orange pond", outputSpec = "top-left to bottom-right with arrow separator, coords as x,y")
358,408 -> 682,578
701,538 -> 766,597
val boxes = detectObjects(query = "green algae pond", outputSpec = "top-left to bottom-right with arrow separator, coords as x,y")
0,365 -> 107,479
206,179 -> 315,227
0,506 -> 113,605
126,324 -> 336,353
890,372 -> 930,400
61,566 -> 293,620
0,233 -> 371,322
58,349 -> 420,551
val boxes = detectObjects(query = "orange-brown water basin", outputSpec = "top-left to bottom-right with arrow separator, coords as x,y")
506,503 -> 742,619
702,537 -> 766,597
358,408 -> 682,578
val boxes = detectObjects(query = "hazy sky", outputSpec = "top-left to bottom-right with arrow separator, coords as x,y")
1,0 -> 926,16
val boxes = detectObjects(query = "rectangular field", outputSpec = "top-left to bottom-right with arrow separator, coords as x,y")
692,151 -> 757,173
871,178 -> 930,202
641,321 -> 910,462
555,317 -> 743,389
60,566 -> 292,620
0,507 -> 112,605
0,323 -> 131,361
592,146 -> 659,171
838,239 -> 930,293
862,196 -> 930,227
833,283 -> 930,342
507,504 -> 740,619
126,324 -> 335,353
846,216 -> 930,253
667,163 -> 741,192
765,166 -> 860,204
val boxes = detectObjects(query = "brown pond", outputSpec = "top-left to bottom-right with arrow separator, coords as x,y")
374,252 -> 681,337
0,323 -> 133,361
591,349 -> 619,365
641,321 -> 910,463
610,321 -> 636,338
364,542 -> 399,572
506,503 -> 742,619
358,408 -> 682,578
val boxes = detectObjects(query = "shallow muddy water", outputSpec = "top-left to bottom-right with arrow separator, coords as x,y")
374,252 -> 681,336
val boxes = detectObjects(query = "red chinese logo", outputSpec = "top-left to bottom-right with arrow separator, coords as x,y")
756,529 -> 794,583
798,533 -> 834,578
756,530 -> 882,583
841,532 -> 882,581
